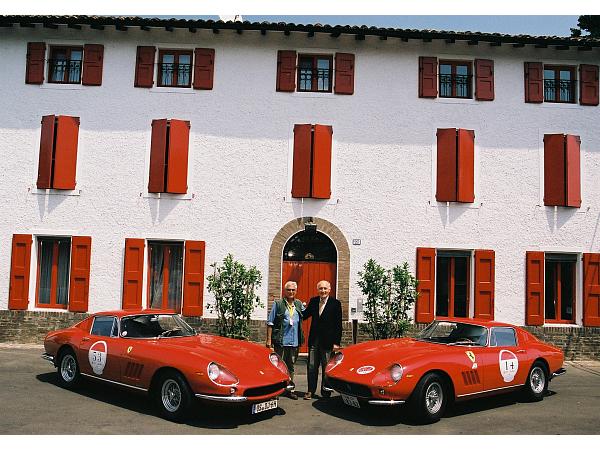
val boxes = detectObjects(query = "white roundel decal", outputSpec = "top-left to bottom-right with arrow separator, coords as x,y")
498,350 -> 519,383
88,341 -> 108,375
356,365 -> 375,375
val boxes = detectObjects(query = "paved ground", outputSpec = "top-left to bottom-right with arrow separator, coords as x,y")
1,344 -> 599,434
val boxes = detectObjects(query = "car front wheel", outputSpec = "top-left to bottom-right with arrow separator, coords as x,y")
410,373 -> 447,424
57,348 -> 80,388
523,362 -> 547,402
154,371 -> 193,422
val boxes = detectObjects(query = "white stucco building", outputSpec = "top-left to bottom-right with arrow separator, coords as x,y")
1,16 -> 599,348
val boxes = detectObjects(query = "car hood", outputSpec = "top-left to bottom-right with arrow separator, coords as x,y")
152,334 -> 286,382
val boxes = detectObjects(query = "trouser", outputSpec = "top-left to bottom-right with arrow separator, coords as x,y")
274,345 -> 299,388
307,340 -> 332,395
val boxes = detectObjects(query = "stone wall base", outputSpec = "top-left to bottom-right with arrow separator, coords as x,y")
1,311 -> 597,361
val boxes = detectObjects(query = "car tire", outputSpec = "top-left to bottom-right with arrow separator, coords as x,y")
409,373 -> 447,424
154,371 -> 193,422
57,348 -> 80,389
523,362 -> 547,402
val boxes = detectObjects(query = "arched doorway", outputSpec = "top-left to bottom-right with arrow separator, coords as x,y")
282,230 -> 337,352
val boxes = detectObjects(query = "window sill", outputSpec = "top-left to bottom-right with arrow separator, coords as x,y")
542,323 -> 580,328
284,196 -> 339,206
536,204 -> 589,215
289,91 -> 336,99
538,102 -> 582,110
429,201 -> 482,210
141,192 -> 194,201
434,97 -> 480,105
29,186 -> 81,196
150,87 -> 196,94
39,83 -> 84,91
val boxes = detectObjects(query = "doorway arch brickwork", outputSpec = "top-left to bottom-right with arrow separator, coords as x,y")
268,217 -> 350,320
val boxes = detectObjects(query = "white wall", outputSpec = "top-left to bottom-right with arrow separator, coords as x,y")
0,26 -> 598,325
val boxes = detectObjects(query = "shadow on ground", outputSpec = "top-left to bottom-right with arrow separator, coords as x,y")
36,371 -> 283,429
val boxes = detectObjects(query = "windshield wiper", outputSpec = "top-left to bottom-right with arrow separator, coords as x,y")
157,327 -> 182,338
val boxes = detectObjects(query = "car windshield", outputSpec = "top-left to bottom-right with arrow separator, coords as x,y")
120,314 -> 196,339
416,321 -> 488,346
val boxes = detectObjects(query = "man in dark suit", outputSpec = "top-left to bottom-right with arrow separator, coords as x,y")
302,280 -> 342,400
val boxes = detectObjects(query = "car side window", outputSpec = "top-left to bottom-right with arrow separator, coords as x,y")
490,327 -> 517,347
91,316 -> 117,337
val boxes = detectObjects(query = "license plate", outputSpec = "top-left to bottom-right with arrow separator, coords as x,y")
251,399 -> 278,414
341,393 -> 360,408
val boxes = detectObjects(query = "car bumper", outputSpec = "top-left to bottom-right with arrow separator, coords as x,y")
194,383 -> 294,403
551,367 -> 567,379
42,353 -> 54,364
327,384 -> 406,406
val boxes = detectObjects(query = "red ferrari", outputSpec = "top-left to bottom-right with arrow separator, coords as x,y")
325,319 -> 566,423
42,310 -> 292,421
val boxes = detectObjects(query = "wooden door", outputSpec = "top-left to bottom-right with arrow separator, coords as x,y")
282,261 -> 336,353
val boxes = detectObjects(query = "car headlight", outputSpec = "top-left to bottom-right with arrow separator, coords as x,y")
325,351 -> 344,372
390,364 -> 403,382
269,353 -> 290,376
207,362 -> 239,386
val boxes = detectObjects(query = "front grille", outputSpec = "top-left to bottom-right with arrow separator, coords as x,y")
328,377 -> 372,398
243,381 -> 288,398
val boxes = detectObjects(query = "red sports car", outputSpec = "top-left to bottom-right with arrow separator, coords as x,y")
325,319 -> 566,423
42,310 -> 292,421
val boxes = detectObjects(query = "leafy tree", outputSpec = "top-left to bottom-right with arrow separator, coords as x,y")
570,15 -> 600,38
206,254 -> 263,340
357,259 -> 418,340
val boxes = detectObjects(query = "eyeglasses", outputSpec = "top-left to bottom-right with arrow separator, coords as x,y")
285,289 -> 296,291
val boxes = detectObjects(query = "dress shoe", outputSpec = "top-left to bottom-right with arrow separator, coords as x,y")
287,391 -> 298,400
303,392 -> 313,400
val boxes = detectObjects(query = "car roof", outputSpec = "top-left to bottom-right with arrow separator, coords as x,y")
91,310 -> 178,318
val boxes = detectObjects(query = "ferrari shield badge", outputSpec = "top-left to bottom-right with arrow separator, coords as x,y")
465,351 -> 478,369
499,350 -> 519,382
88,341 -> 108,375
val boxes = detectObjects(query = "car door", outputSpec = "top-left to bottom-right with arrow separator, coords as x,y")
77,315 -> 127,382
481,327 -> 530,391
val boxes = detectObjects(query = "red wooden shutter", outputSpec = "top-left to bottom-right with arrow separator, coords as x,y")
524,62 -> 544,103
291,124 -> 312,198
68,236 -> 91,313
334,53 -> 355,95
436,128 -> 457,202
525,251 -> 545,326
457,129 -> 475,203
276,50 -> 296,92
416,247 -> 436,323
543,134 -> 566,206
583,253 -> 600,327
148,119 -> 168,193
8,234 -> 33,310
37,115 -> 55,189
82,44 -> 104,86
474,250 -> 495,320
52,116 -> 79,190
26,42 -> 46,84
182,240 -> 206,317
475,59 -> 494,101
419,57 -> 438,98
122,238 -> 145,310
565,134 -> 581,208
166,119 -> 190,194
193,48 -> 215,90
579,64 -> 599,106
134,46 -> 155,88
311,125 -> 333,199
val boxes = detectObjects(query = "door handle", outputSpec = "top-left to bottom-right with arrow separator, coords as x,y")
516,349 -> 526,353
81,337 -> 90,342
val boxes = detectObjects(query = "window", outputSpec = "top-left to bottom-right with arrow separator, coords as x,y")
48,46 -> 83,84
544,66 -> 576,103
543,134 -> 581,208
37,115 -> 80,190
91,316 -> 118,337
439,60 -> 472,99
436,128 -> 475,203
297,55 -> 333,93
545,254 -> 576,324
158,50 -> 192,88
291,124 -> 333,199
490,328 -> 517,347
436,251 -> 470,319
276,51 -> 354,94
148,241 -> 184,312
36,237 -> 71,309
148,119 -> 190,194
416,248 -> 495,323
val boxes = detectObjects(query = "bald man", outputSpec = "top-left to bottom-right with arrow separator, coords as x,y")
301,280 -> 342,400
